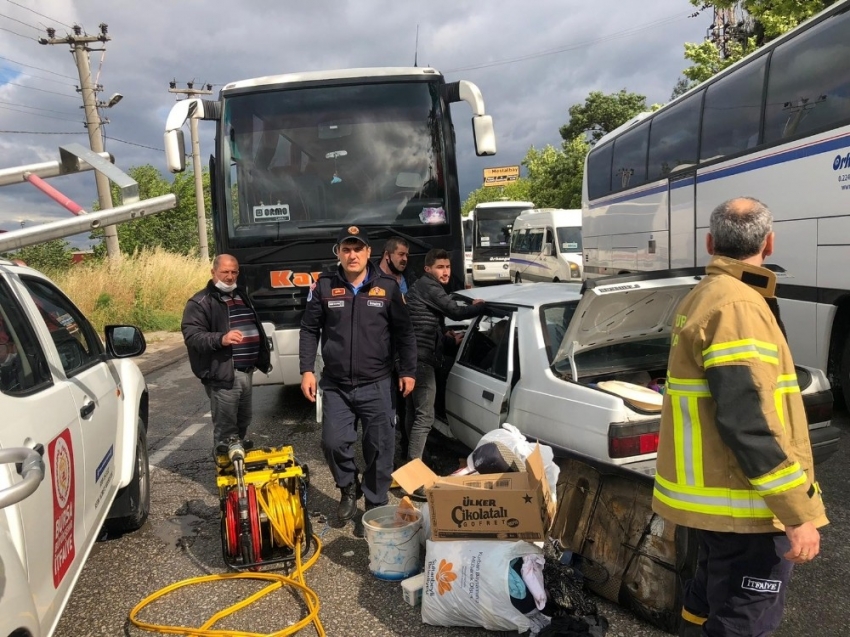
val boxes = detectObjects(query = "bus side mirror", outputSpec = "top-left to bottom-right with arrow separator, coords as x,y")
472,115 -> 496,156
542,243 -> 553,257
164,130 -> 186,173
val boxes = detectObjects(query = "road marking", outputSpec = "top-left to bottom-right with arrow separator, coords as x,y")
149,422 -> 208,467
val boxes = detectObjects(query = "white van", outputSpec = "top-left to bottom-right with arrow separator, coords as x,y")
509,208 -> 583,283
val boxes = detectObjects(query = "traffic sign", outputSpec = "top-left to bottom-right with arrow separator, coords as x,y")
483,165 -> 520,187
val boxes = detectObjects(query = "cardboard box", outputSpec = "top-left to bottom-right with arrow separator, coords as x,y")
392,444 -> 554,542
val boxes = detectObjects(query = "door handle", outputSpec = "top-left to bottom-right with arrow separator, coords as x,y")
80,400 -> 96,419
482,390 -> 494,402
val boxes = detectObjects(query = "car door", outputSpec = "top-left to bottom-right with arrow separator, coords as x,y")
19,276 -> 120,537
445,312 -> 515,451
0,275 -> 85,633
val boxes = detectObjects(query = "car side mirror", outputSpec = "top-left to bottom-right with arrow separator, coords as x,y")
105,325 -> 147,358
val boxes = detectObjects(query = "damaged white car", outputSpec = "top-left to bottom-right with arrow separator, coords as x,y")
441,271 -> 839,475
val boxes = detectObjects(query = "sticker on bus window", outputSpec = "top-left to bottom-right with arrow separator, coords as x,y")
419,207 -> 446,224
563,242 -> 578,250
253,204 -> 291,222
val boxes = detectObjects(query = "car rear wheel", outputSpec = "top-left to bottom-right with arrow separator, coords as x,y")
105,418 -> 150,533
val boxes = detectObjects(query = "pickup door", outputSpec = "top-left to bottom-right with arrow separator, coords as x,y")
445,312 -> 516,451
0,276 -> 86,635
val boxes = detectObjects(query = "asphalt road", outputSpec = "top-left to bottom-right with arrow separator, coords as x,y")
55,352 -> 850,637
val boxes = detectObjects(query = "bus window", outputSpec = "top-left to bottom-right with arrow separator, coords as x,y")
700,55 -> 767,161
527,228 -> 544,253
647,90 -> 703,181
587,143 -> 613,200
763,8 -> 850,144
610,122 -> 649,192
511,228 -> 528,254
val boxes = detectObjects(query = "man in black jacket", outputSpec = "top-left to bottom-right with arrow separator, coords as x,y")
182,254 -> 272,455
405,248 -> 485,467
300,226 -> 417,529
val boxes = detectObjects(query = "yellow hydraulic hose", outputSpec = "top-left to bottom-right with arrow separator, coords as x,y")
129,480 -> 326,637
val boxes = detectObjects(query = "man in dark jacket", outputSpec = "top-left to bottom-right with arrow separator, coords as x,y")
299,226 -> 417,530
405,248 -> 485,467
182,254 -> 271,455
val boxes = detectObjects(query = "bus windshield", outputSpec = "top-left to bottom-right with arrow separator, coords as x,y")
475,208 -> 518,247
221,81 -> 448,248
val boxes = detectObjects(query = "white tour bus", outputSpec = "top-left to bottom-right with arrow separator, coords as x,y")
509,208 -> 583,283
470,200 -> 533,285
581,1 -> 850,404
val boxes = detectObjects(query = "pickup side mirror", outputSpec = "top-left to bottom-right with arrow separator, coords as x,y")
105,325 -> 147,358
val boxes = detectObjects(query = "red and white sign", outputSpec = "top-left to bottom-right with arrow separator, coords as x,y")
49,429 -> 75,588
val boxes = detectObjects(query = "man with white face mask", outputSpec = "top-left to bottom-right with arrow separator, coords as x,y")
182,254 -> 271,455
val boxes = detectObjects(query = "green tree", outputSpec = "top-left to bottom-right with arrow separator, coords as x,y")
559,90 -> 649,144
681,1 -> 838,84
461,179 -> 532,216
91,164 -> 213,258
2,238 -> 72,273
523,136 -> 590,209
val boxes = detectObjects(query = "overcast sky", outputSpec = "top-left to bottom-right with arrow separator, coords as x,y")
0,0 -> 708,246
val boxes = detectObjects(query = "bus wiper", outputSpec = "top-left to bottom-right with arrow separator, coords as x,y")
358,225 -> 432,251
249,238 -> 321,262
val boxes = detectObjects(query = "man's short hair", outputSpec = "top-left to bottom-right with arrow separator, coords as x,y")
709,197 -> 773,260
425,248 -> 450,267
212,254 -> 238,270
384,237 -> 409,255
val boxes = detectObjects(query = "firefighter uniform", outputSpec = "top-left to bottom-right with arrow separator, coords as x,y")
652,256 -> 827,636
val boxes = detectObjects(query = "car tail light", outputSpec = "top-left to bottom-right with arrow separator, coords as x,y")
608,420 -> 660,459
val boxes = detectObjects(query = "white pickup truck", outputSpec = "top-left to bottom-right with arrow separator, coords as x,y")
0,144 -> 177,637
0,258 -> 151,637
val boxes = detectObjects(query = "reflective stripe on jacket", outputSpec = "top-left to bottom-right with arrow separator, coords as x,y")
651,256 -> 828,533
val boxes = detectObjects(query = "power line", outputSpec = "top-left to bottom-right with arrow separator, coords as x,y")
0,130 -> 80,134
104,136 -> 164,152
444,13 -> 688,73
0,54 -> 78,80
4,0 -> 75,30
0,98 -> 78,116
11,71 -> 78,87
0,103 -> 81,122
4,81 -> 78,99
0,10 -> 41,32
0,25 -> 33,40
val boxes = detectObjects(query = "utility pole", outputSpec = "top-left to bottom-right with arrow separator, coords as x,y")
169,80 -> 213,261
40,23 -> 121,259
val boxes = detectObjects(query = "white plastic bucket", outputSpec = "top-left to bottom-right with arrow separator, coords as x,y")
362,504 -> 422,581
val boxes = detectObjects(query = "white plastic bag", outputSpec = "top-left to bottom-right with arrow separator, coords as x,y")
421,539 -> 542,632
467,423 -> 560,503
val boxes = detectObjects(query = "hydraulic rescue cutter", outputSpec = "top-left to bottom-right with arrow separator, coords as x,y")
215,440 -> 312,570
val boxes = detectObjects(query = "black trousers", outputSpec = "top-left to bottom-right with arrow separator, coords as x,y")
682,529 -> 794,636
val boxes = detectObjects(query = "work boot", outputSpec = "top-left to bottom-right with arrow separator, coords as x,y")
337,480 -> 361,521
353,502 -> 381,538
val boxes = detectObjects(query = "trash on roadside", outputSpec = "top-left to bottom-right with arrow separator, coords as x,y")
401,572 -> 425,607
392,444 -> 554,543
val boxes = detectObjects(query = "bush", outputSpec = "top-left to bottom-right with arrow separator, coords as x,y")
50,248 -> 209,333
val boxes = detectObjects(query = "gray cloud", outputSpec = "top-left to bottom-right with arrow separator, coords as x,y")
0,0 -> 707,241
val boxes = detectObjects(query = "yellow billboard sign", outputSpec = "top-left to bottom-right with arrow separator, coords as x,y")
483,165 -> 520,187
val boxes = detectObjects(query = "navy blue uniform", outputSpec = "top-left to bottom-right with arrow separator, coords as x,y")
299,262 -> 416,507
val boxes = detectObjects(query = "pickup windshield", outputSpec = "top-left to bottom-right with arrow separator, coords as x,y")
221,81 -> 449,248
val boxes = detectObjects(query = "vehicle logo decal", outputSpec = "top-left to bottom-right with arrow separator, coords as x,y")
270,270 -> 322,289
95,445 -> 113,482
50,429 -> 76,587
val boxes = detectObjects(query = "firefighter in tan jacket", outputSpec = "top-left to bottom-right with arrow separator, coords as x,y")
652,198 -> 827,637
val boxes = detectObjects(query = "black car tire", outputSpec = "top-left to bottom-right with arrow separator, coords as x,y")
105,418 -> 151,533
841,335 -> 850,409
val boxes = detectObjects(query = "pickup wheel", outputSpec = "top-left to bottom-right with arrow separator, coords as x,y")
105,419 -> 151,533
841,336 -> 850,408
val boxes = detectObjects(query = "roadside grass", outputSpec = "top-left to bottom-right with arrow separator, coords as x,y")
49,248 -> 209,333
